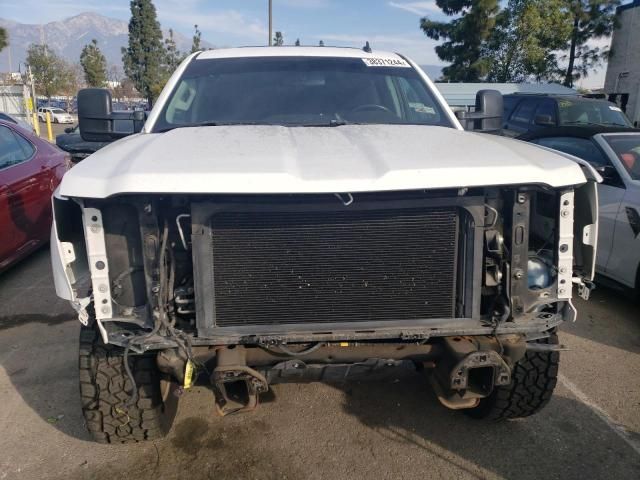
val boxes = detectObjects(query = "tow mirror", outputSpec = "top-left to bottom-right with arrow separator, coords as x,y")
455,89 -> 503,133
534,114 -> 555,126
77,88 -> 144,142
595,165 -> 619,183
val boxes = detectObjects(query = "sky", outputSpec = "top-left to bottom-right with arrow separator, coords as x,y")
0,0 -> 609,88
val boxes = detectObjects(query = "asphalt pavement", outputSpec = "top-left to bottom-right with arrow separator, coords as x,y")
0,249 -> 638,480
37,119 -> 73,143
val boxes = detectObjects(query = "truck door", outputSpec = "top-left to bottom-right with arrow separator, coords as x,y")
504,98 -> 537,137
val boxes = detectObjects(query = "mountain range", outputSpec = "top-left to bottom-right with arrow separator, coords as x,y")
0,12 -> 443,80
0,12 -> 208,75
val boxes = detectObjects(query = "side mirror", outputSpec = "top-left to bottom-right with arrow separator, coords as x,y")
78,88 -> 143,142
595,165 -> 619,183
534,114 -> 555,127
455,89 -> 503,133
64,127 -> 74,134
77,88 -> 113,142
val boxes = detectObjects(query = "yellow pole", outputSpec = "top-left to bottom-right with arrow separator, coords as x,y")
45,111 -> 53,142
32,112 -> 40,137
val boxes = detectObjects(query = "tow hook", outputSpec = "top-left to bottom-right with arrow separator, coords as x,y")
430,336 -> 519,410
212,347 -> 269,416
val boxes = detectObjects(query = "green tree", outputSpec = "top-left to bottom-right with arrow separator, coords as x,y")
80,39 -> 108,87
60,62 -> 83,107
563,0 -> 620,87
26,44 -> 71,99
486,0 -> 572,82
121,0 -> 165,107
273,31 -> 284,46
421,0 -> 499,82
191,24 -> 202,53
164,28 -> 184,71
0,28 -> 8,53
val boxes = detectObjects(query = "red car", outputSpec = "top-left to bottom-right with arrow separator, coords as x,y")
0,120 -> 68,272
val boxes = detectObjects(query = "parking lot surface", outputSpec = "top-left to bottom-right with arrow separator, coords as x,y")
37,120 -> 73,143
0,249 -> 638,480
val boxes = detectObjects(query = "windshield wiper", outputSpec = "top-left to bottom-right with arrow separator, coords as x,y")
156,121 -> 220,133
303,119 -> 350,127
156,121 -> 272,133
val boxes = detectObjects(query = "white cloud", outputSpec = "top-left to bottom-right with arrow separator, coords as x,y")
156,9 -> 268,41
388,1 -> 440,16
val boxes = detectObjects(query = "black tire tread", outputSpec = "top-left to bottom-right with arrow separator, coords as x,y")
79,325 -> 172,443
466,333 -> 559,420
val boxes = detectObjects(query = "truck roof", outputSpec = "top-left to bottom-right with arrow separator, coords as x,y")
196,46 -> 405,61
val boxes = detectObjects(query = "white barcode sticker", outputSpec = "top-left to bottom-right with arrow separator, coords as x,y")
362,57 -> 411,68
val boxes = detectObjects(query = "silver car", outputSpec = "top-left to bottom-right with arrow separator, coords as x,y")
37,107 -> 74,124
522,127 -> 640,296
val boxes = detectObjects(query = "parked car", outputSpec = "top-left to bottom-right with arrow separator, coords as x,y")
37,107 -> 74,124
519,126 -> 640,296
0,119 -> 68,273
0,112 -> 34,132
502,94 -> 633,137
52,47 -> 598,443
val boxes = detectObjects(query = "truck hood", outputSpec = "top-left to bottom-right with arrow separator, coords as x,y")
59,125 -> 587,198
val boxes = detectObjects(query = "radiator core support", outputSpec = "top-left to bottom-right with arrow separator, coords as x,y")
190,194 -> 485,338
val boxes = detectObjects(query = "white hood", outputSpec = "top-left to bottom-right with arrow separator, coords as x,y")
59,125 -> 587,198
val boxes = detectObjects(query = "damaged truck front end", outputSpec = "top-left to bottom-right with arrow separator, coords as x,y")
52,181 -> 597,421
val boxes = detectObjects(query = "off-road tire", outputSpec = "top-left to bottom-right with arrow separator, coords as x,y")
465,334 -> 559,420
79,325 -> 178,443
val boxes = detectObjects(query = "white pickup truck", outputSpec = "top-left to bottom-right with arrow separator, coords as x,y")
50,46 -> 599,443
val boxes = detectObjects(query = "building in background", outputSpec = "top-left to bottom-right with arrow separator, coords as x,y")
0,79 -> 34,127
604,0 -> 640,126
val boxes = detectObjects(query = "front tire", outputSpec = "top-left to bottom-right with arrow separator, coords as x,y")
78,325 -> 178,443
465,334 -> 559,420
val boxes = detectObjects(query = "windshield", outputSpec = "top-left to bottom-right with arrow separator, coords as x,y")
558,99 -> 632,127
152,56 -> 452,132
50,108 -> 65,113
603,134 -> 640,180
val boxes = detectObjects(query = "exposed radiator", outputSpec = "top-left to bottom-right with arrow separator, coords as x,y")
207,208 -> 459,327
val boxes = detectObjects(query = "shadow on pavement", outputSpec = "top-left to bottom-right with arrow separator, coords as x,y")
569,285 -> 640,354
334,372 -> 640,480
0,248 -> 87,441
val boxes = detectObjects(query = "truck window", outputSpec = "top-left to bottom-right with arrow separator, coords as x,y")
510,99 -> 537,124
557,99 -> 632,127
154,56 -> 452,131
534,100 -> 557,124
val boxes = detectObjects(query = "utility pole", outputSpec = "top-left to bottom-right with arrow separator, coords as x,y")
268,0 -> 273,46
